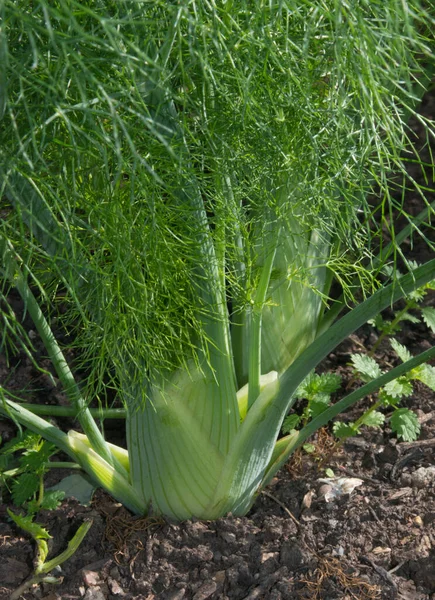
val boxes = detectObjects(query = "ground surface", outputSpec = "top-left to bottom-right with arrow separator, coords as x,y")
0,94 -> 434,600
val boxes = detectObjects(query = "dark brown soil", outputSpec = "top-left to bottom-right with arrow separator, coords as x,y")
1,93 -> 434,600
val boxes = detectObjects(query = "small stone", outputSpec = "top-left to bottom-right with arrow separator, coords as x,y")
301,490 -> 315,509
192,581 -> 217,600
400,472 -> 412,487
372,546 -> 391,555
413,515 -> 424,528
83,588 -> 106,600
213,570 -> 226,586
220,531 -> 236,544
261,552 -> 278,563
82,570 -> 100,586
108,577 -> 125,595
318,484 -> 333,501
411,467 -> 435,489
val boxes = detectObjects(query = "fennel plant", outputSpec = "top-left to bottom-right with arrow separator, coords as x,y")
0,1 -> 435,520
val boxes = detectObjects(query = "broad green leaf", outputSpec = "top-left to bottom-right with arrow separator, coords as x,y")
295,372 -> 315,399
360,411 -> 385,427
21,442 -> 57,473
390,338 -> 412,363
408,286 -> 426,302
282,414 -> 301,434
383,377 -> 413,398
421,307 -> 435,333
413,364 -> 435,390
12,472 -> 40,506
351,354 -> 382,381
310,398 -> 331,418
319,373 -> 342,395
40,490 -> 66,511
296,372 -> 341,400
379,390 -> 400,407
390,408 -> 420,441
333,421 -> 357,439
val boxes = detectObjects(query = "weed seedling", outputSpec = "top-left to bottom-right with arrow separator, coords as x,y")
0,431 -> 92,599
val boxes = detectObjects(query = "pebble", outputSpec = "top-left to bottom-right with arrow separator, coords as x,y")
82,570 -> 100,587
411,466 -> 435,489
213,570 -> 226,586
83,588 -> 106,600
413,515 -> 424,528
192,581 -> 217,600
108,577 -> 125,595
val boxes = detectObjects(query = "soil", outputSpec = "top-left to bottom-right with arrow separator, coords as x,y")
1,95 -> 434,600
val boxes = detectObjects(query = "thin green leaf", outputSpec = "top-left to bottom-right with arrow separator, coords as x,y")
7,509 -> 51,541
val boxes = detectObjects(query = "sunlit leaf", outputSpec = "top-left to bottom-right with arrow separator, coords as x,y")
351,354 -> 382,381
390,408 -> 420,442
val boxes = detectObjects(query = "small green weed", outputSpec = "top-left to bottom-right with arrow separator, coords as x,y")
0,432 -> 92,599
283,279 -> 435,447
0,430 -> 64,511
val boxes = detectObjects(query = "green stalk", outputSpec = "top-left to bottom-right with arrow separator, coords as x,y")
248,238 -> 279,409
39,520 -> 93,575
16,404 -> 126,419
67,432 -> 144,514
0,398 -> 81,460
262,343 -> 435,487
1,241 -> 126,477
14,273 -> 126,474
0,399 -> 141,512
46,462 -> 83,470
